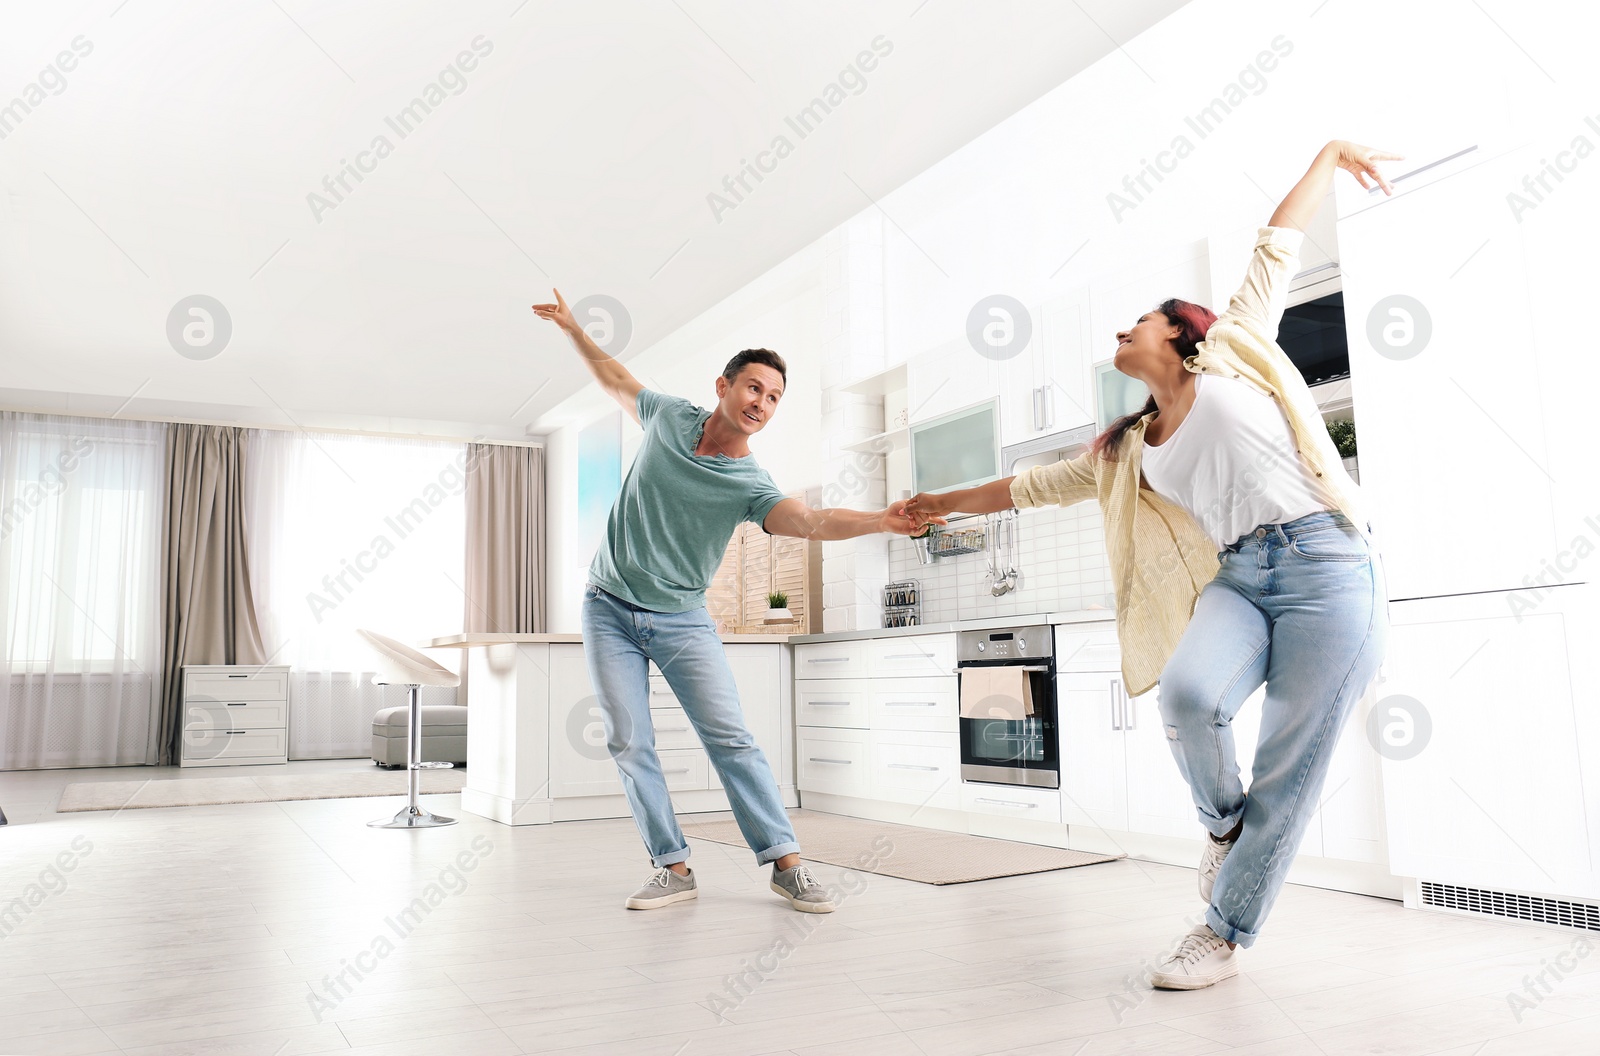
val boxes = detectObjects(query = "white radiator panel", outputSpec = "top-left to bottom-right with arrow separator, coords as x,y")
1,673 -> 155,769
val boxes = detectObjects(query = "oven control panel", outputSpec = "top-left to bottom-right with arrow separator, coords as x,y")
956,625 -> 1052,663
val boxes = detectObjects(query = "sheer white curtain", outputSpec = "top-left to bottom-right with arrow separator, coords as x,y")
0,412 -> 166,768
246,429 -> 468,758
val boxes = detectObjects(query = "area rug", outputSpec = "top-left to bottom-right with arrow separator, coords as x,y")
56,769 -> 467,812
680,809 -> 1123,885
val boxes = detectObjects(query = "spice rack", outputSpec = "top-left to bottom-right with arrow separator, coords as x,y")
882,580 -> 921,628
923,522 -> 986,560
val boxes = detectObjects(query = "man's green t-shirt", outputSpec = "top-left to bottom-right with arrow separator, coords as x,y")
587,389 -> 788,613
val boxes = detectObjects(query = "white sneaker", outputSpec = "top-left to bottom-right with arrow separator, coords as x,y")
625,866 -> 697,910
1148,924 -> 1239,990
1198,831 -> 1236,903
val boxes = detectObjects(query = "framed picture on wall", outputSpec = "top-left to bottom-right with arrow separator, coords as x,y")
1094,359 -> 1150,431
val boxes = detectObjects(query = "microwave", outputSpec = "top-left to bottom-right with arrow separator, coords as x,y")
909,398 -> 1001,495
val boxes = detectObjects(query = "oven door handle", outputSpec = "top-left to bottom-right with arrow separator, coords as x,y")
954,665 -> 1051,674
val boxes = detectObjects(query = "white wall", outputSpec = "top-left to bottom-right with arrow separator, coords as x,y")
544,243 -> 828,632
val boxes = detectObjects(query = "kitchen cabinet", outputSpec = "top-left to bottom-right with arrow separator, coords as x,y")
1337,142 -> 1562,599
1057,668 -> 1189,838
1377,585 -> 1600,900
998,288 -> 1096,448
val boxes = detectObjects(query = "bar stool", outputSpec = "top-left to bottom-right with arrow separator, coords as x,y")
357,629 -> 461,829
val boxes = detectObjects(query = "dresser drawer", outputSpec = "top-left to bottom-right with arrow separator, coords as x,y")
657,748 -> 710,791
795,679 -> 870,729
185,700 -> 287,731
796,728 -> 870,797
182,727 -> 287,766
869,731 -> 960,809
868,635 -> 956,678
185,670 -> 289,703
960,782 -> 1061,823
868,677 -> 958,732
794,641 -> 869,679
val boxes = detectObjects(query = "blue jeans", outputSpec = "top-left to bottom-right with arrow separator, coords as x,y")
1158,510 -> 1390,948
580,583 -> 800,868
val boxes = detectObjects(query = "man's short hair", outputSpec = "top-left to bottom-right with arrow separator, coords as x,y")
722,348 -> 787,386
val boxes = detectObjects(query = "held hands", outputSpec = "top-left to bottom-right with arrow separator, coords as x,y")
903,492 -> 952,537
531,288 -> 580,335
1327,140 -> 1403,195
881,499 -> 946,537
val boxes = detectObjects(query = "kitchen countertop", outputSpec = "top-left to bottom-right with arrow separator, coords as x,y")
787,608 -> 1116,644
428,632 -> 795,648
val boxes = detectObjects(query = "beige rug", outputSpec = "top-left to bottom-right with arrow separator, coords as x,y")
56,769 -> 467,812
680,809 -> 1123,885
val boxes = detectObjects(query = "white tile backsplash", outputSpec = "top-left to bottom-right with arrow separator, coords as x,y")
887,503 -> 1115,626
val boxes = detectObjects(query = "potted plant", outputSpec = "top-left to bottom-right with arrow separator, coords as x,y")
1326,418 -> 1358,483
763,590 -> 794,625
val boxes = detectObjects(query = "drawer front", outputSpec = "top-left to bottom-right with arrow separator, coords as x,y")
795,679 -> 870,729
796,728 -> 870,797
185,700 -> 287,731
794,641 -> 869,679
649,711 -> 701,752
869,677 -> 958,732
183,727 -> 287,764
185,671 -> 289,703
960,782 -> 1061,823
647,676 -> 681,709
870,732 -> 960,808
1054,625 -> 1121,673
657,748 -> 710,791
868,635 -> 956,679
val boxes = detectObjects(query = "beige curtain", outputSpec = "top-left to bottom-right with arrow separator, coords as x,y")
464,443 -> 545,633
158,424 -> 266,764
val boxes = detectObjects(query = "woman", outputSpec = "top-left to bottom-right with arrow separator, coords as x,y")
908,139 -> 1400,991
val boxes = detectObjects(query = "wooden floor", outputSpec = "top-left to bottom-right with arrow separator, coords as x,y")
2,759 -> 1596,1056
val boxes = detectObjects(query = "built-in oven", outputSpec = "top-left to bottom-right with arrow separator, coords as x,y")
956,623 -> 1058,789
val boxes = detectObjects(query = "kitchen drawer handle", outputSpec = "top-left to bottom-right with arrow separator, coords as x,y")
224,731 -> 247,736
974,797 -> 1037,809
807,656 -> 851,664
806,700 -> 852,707
658,726 -> 690,733
227,674 -> 248,678
226,702 -> 249,706
808,757 -> 852,765
662,767 -> 692,775
888,763 -> 939,771
883,651 -> 934,660
885,701 -> 937,708
650,689 -> 675,696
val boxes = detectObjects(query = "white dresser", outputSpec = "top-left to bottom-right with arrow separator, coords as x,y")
180,665 -> 291,768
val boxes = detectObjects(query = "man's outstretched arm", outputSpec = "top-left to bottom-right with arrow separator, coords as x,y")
763,498 -> 944,541
533,288 -> 645,423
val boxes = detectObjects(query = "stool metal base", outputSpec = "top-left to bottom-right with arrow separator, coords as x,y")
370,684 -> 459,830
369,804 -> 456,828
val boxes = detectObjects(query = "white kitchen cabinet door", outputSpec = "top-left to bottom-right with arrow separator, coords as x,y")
908,339 -> 1000,425
1057,671 -> 1127,832
1337,143 -> 1559,599
722,644 -> 787,786
548,644 -> 623,799
1378,587 -> 1599,899
1121,684 -> 1206,840
1312,685 -> 1388,866
1038,287 -> 1097,434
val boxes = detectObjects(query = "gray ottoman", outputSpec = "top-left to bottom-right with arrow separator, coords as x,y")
372,705 -> 468,768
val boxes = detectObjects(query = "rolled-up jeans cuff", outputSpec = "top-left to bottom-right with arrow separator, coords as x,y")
1205,905 -> 1258,948
1204,808 -> 1245,840
651,846 -> 691,868
756,841 -> 800,866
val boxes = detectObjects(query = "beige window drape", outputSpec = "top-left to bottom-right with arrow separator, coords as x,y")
463,443 -> 545,633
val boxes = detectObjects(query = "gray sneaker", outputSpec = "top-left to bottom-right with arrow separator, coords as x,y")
625,866 -> 697,910
770,863 -> 836,913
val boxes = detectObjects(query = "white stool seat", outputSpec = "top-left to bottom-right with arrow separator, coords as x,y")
357,629 -> 460,688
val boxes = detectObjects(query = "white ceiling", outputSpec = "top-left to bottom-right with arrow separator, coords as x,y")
0,0 -> 1192,439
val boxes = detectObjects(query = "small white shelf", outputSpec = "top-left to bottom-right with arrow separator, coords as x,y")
842,426 -> 909,454
840,363 -> 908,399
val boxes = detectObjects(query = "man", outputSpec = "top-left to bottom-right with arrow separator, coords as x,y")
533,289 -> 936,914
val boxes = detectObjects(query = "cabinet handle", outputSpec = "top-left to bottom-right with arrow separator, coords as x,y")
806,700 -> 852,707
226,702 -> 248,706
658,726 -> 690,733
662,768 -> 691,775
808,757 -> 852,765
888,763 -> 939,771
807,657 -> 851,664
1032,387 -> 1042,431
224,731 -> 246,736
650,689 -> 675,696
975,797 -> 1037,808
883,651 -> 934,660
885,701 -> 937,708
1124,684 -> 1136,730
227,674 -> 248,678
1043,385 -> 1054,429
1110,678 -> 1123,731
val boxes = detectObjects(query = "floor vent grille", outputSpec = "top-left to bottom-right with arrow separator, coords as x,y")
1420,880 -> 1600,933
